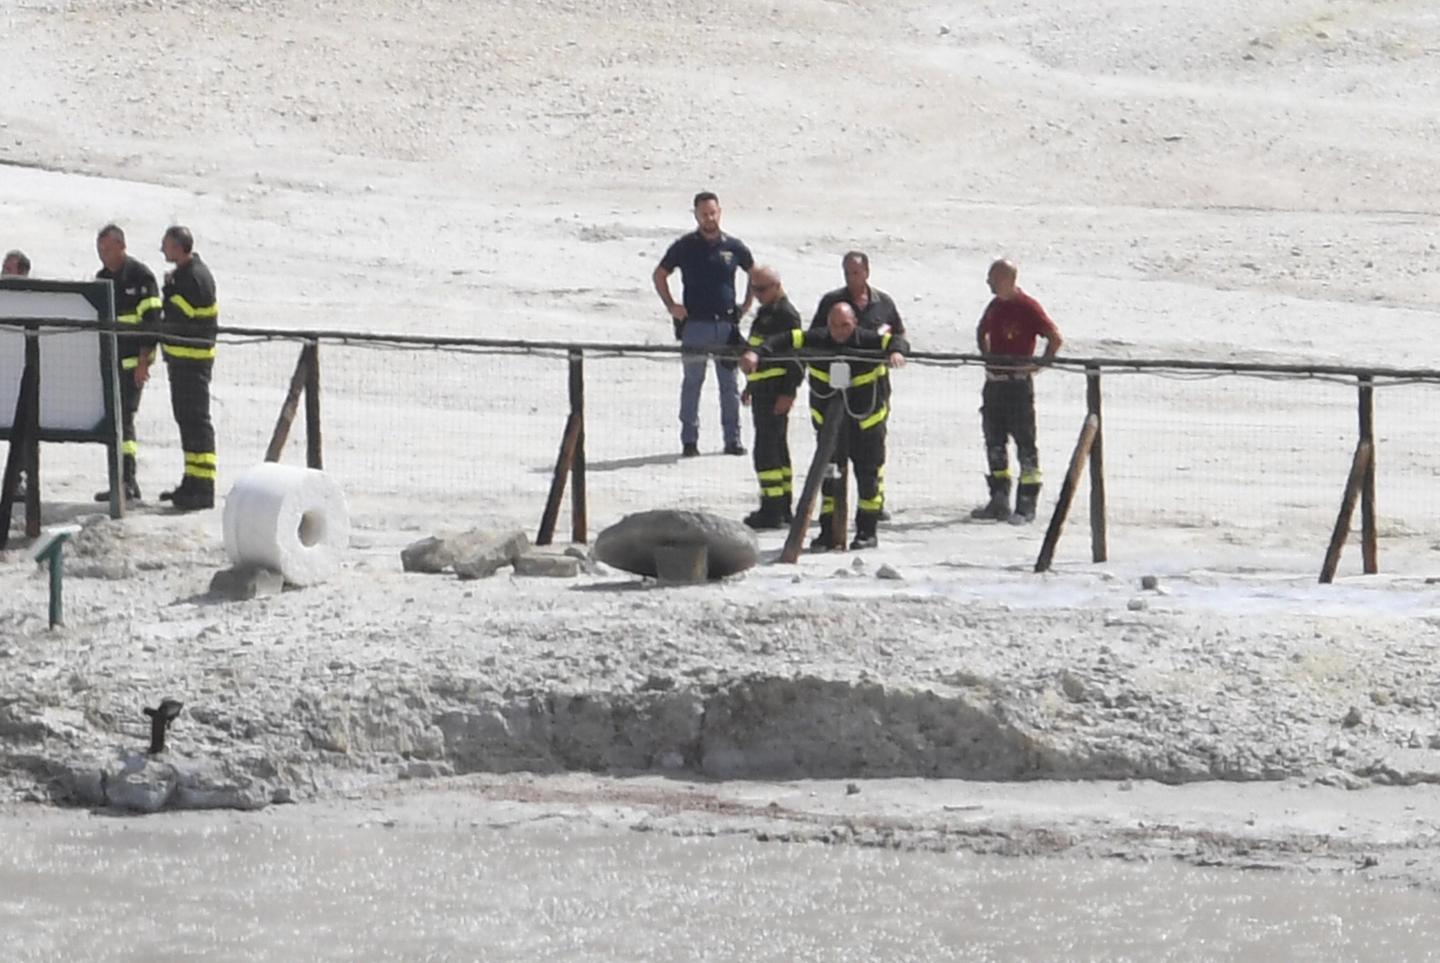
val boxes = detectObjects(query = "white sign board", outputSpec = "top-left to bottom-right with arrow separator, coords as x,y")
0,280 -> 117,440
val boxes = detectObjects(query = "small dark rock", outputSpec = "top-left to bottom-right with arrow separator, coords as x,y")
401,536 -> 453,573
209,565 -> 284,601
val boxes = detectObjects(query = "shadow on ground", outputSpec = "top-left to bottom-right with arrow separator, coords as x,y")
534,451 -> 685,473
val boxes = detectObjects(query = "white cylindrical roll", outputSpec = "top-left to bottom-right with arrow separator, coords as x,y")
222,463 -> 350,586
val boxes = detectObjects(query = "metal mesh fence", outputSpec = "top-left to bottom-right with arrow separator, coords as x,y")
7,322 -> 1440,556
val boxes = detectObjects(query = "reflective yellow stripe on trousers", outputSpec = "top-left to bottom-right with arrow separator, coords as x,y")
184,451 -> 217,480
162,344 -> 217,360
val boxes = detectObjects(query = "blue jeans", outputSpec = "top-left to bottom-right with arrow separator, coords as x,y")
679,319 -> 740,448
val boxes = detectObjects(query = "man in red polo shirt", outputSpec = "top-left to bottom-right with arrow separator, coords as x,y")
971,259 -> 1064,524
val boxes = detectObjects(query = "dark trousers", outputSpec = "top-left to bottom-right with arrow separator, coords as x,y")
818,414 -> 886,537
168,357 -> 216,487
118,366 -> 144,480
981,378 -> 1039,485
750,392 -> 792,507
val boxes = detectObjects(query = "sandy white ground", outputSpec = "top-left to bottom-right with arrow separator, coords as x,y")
5,0 -> 1440,880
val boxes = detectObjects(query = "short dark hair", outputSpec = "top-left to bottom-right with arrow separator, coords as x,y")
2,249 -> 30,276
163,225 -> 195,253
97,223 -> 126,245
692,191 -> 719,209
842,250 -> 869,270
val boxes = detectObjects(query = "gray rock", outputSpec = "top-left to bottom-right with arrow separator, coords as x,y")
876,564 -> 903,580
401,536 -> 453,573
562,545 -> 590,560
104,752 -> 177,813
1140,574 -> 1160,590
513,554 -> 581,578
1127,597 -> 1148,612
1342,706 -> 1364,728
1060,670 -> 1096,703
172,757 -> 272,811
453,530 -> 530,580
594,510 -> 758,579
58,764 -> 107,806
404,528 -> 531,575
209,565 -> 285,600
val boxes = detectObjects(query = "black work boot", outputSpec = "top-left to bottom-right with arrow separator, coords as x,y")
95,455 -> 143,503
809,514 -> 835,553
1010,482 -> 1041,525
744,497 -> 787,531
172,478 -> 215,512
850,513 -> 879,551
159,476 -> 191,502
970,475 -> 1012,521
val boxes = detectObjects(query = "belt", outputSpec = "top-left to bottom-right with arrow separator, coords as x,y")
985,370 -> 1032,382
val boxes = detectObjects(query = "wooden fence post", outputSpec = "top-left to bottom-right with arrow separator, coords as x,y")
537,348 -> 585,547
265,342 -> 313,463
1358,374 -> 1377,575
304,342 -> 323,470
1086,364 -> 1108,563
1320,440 -> 1373,584
569,348 -> 587,544
781,393 -> 847,563
1035,413 -> 1100,573
22,326 -> 40,538
0,343 -> 39,549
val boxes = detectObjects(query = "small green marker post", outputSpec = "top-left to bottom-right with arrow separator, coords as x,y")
34,529 -> 76,629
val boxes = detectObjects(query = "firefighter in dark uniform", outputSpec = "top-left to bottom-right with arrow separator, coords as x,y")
810,251 -> 905,519
742,302 -> 909,551
971,258 -> 1063,524
93,224 -> 162,503
157,225 -> 219,512
740,265 -> 803,530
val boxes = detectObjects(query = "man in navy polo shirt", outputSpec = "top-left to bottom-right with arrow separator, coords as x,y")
652,191 -> 755,457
